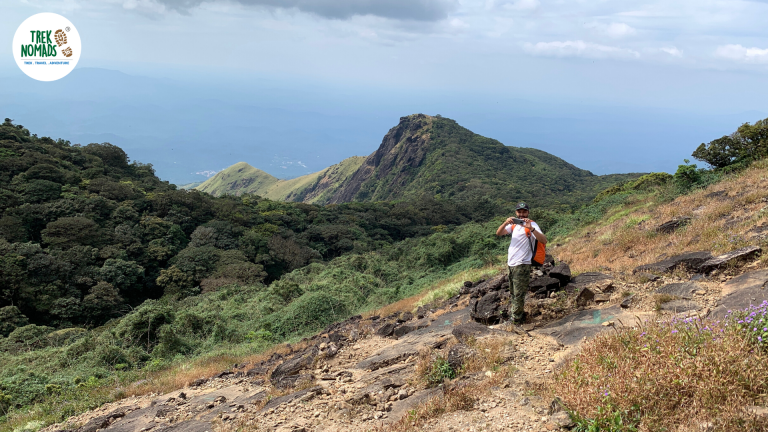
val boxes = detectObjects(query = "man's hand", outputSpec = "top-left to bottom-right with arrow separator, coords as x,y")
522,219 -> 532,230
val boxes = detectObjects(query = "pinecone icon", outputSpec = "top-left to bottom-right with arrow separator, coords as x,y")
54,29 -> 67,47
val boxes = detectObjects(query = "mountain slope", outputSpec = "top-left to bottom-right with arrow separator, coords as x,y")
199,114 -> 643,210
195,157 -> 365,202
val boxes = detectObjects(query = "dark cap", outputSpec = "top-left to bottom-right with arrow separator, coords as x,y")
515,202 -> 530,211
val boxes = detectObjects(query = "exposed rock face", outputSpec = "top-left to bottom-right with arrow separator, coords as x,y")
529,277 -> 561,293
575,288 -> 595,307
633,251 -> 713,274
452,321 -> 493,343
270,347 -> 318,382
329,114 -> 433,204
699,246 -> 762,273
655,282 -> 701,300
656,217 -> 692,234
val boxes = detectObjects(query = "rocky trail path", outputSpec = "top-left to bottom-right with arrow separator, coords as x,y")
44,247 -> 768,432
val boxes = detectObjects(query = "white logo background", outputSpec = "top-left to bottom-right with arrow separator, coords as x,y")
12,13 -> 81,82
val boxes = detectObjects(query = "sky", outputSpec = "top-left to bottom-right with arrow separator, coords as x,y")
1,0 -> 768,184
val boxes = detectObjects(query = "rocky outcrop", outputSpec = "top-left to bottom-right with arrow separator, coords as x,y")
633,251 -> 713,274
656,217 -> 691,234
328,114 -> 433,204
699,246 -> 762,273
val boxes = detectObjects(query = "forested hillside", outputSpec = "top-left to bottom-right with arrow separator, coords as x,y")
0,118 -> 509,332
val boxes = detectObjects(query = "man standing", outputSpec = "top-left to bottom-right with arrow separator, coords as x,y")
495,202 -> 547,324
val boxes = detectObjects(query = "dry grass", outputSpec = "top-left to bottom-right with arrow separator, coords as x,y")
551,312 -> 768,431
652,293 -> 678,311
553,160 -> 768,275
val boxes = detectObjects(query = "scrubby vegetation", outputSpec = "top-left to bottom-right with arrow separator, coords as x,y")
552,305 -> 768,431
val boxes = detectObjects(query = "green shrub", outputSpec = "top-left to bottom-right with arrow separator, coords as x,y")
270,291 -> 349,338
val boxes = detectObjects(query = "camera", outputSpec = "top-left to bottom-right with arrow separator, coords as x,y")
510,218 -> 526,225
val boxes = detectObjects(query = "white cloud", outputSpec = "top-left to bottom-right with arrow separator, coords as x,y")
660,46 -> 683,57
504,0 -> 540,11
523,40 -> 640,59
715,44 -> 768,63
585,22 -> 636,38
449,18 -> 469,29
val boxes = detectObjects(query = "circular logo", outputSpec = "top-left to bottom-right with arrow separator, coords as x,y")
12,13 -> 81,82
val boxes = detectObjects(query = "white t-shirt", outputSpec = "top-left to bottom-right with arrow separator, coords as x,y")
504,222 -> 542,267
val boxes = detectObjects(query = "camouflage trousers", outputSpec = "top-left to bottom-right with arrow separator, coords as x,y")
508,264 -> 531,322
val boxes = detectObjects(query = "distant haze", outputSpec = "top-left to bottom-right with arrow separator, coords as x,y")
2,0 -> 767,184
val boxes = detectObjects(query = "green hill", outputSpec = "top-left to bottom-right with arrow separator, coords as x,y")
198,114 -> 644,210
195,157 -> 365,202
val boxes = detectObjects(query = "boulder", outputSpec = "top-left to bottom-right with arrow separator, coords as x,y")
270,346 -> 318,381
375,323 -> 398,337
620,295 -> 634,309
549,263 -> 572,285
529,276 -> 561,293
633,251 -> 713,274
656,217 -> 691,234
699,246 -> 762,273
469,291 -> 508,324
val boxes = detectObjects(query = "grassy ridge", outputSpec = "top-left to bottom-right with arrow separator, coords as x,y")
195,156 -> 365,201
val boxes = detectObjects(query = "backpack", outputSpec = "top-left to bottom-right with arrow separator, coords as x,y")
513,224 -> 546,267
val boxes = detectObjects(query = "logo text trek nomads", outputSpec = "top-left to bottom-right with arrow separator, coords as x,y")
12,13 -> 82,82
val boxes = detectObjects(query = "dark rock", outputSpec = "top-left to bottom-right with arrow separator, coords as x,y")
76,411 -> 125,432
470,291 -> 506,324
620,295 -> 634,309
549,263 -> 572,285
452,321 -> 492,343
328,331 -> 347,343
655,282 -> 700,300
376,323 -> 398,337
212,371 -> 232,379
416,306 -> 427,319
633,251 -> 713,274
656,217 -> 692,234
270,346 -> 318,381
191,378 -> 207,387
464,281 -> 473,288
530,276 -> 561,292
699,246 -> 762,273
397,311 -> 413,323
447,343 -> 476,371
392,319 -> 430,339
575,287 -> 595,307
